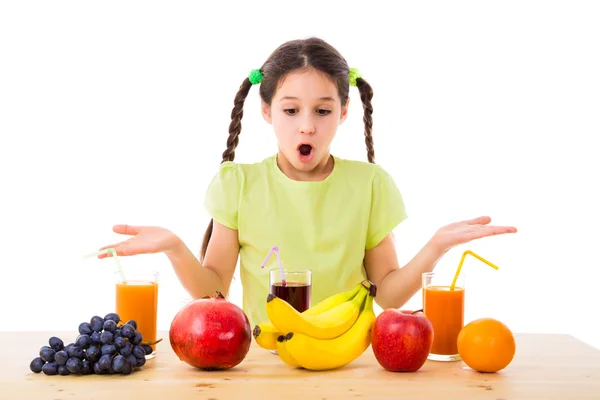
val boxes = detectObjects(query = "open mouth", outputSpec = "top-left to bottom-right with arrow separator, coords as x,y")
298,143 -> 313,157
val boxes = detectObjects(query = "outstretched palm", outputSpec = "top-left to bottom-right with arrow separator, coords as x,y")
98,225 -> 180,258
430,216 -> 517,252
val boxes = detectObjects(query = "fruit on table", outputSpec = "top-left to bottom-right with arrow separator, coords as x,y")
260,280 -> 377,370
301,283 -> 362,316
266,283 -> 368,340
253,322 -> 279,351
275,333 -> 301,367
252,283 -> 363,351
371,309 -> 434,372
457,317 -> 516,373
282,289 -> 377,370
29,312 -> 155,376
169,291 -> 252,370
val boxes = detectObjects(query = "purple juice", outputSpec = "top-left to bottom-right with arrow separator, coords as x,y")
270,282 -> 311,312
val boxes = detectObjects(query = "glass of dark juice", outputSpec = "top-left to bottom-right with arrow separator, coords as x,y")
269,269 -> 311,312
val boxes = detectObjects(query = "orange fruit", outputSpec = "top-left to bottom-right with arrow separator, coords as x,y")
457,318 -> 516,373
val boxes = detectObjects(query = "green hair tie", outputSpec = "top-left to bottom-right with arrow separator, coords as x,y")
248,69 -> 263,85
349,67 -> 362,87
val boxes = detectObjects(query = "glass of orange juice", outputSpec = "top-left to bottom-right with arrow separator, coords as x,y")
115,268 -> 159,359
422,271 -> 465,361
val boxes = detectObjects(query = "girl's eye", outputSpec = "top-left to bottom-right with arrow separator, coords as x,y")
284,108 -> 331,116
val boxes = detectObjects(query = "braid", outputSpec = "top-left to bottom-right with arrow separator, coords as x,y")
356,77 -> 375,164
222,78 -> 253,162
200,77 -> 253,262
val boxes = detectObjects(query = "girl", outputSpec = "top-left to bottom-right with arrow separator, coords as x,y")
99,37 -> 516,327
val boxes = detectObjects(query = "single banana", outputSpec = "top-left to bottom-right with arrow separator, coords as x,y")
253,322 -> 280,350
302,283 -> 362,316
283,292 -> 376,371
275,333 -> 300,368
266,285 -> 368,340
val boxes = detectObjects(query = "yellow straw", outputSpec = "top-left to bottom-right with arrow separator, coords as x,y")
450,250 -> 499,290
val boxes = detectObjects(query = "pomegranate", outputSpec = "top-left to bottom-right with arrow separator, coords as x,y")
169,291 -> 252,370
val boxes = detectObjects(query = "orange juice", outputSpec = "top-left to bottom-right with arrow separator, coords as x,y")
423,285 -> 464,357
116,280 -> 159,350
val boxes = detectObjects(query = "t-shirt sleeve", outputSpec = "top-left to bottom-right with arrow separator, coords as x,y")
366,166 -> 408,250
204,162 -> 242,230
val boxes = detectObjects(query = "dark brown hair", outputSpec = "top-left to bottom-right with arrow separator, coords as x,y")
200,37 -> 375,261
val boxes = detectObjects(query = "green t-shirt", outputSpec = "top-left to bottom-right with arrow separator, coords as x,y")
204,154 -> 408,327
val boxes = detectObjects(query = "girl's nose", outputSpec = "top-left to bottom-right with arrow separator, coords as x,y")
299,116 -> 315,135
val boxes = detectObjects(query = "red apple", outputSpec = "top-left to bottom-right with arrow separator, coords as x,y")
371,309 -> 434,372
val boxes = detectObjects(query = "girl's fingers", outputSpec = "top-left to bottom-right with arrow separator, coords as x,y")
465,216 -> 492,226
465,225 -> 517,241
98,242 -> 123,251
486,225 -> 518,234
112,224 -> 142,236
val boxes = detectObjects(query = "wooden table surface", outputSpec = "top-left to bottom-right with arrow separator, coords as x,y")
2,331 -> 599,400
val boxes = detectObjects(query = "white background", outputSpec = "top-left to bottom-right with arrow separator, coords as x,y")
1,1 -> 599,351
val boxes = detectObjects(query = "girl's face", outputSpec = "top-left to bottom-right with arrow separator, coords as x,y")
262,68 -> 349,180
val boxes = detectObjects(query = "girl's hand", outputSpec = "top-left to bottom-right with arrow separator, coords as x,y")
430,216 -> 517,254
97,225 -> 183,258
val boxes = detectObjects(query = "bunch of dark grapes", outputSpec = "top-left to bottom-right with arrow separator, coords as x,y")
30,313 -> 154,376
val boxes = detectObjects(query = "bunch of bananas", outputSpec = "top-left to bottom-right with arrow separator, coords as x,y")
252,280 -> 377,371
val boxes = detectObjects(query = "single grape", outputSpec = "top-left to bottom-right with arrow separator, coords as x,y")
120,324 -> 135,339
132,345 -> 145,359
112,355 -> 126,373
142,345 -> 153,355
125,320 -> 137,329
64,343 -> 74,355
131,331 -> 142,345
39,346 -> 56,363
93,362 -> 105,374
121,362 -> 132,375
67,345 -> 84,359
78,322 -> 93,335
90,315 -> 104,332
86,345 -> 100,362
119,341 -> 133,357
104,313 -> 120,324
54,350 -> 68,366
135,356 -> 146,367
49,336 -> 64,352
66,357 -> 82,374
30,357 -> 45,373
100,331 -> 113,345
113,328 -> 122,338
57,365 -> 70,375
76,334 -> 92,349
97,354 -> 112,371
42,362 -> 58,375
90,331 -> 102,344
81,360 -> 92,375
101,344 -> 117,356
114,337 -> 126,348
103,319 -> 117,333
125,354 -> 137,367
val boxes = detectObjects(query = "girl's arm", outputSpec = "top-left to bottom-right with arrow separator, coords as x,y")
364,216 -> 517,309
364,234 -> 444,310
166,221 -> 240,299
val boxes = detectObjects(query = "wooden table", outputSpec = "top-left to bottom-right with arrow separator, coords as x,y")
2,331 -> 599,400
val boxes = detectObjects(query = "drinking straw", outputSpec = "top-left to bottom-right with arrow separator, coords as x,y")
260,245 -> 286,287
83,248 -> 127,283
450,250 -> 498,290
260,246 -> 275,269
